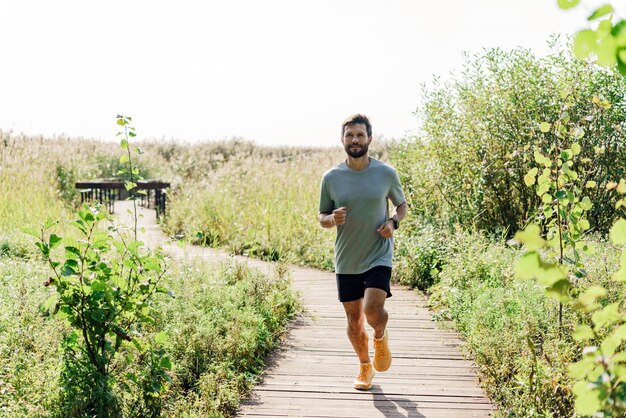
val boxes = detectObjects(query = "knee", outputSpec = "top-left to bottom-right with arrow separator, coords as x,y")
364,305 -> 385,323
346,315 -> 364,333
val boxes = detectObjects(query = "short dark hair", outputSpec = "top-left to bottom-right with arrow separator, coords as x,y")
341,114 -> 372,138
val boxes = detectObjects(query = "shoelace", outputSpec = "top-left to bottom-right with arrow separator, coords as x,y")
375,339 -> 387,356
356,365 -> 371,381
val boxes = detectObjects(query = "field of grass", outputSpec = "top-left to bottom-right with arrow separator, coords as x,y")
0,134 -> 299,417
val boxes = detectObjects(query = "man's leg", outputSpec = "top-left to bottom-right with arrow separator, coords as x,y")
342,298 -> 375,390
364,288 -> 392,372
342,299 -> 370,363
364,288 -> 388,339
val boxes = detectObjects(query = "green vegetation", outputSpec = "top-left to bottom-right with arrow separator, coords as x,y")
0,254 -> 297,417
394,37 -> 626,235
0,127 -> 298,416
3,37 -> 626,416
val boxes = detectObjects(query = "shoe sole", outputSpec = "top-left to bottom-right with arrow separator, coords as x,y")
354,382 -> 373,390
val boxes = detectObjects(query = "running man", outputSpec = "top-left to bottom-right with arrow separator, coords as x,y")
318,114 -> 407,390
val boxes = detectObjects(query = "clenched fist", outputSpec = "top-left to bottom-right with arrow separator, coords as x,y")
332,207 -> 347,226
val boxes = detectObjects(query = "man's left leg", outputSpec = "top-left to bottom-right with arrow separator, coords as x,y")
364,288 -> 391,371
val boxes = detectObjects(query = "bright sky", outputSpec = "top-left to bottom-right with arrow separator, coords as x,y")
0,0 -> 619,147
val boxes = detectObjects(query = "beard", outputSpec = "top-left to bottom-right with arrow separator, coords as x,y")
345,143 -> 368,158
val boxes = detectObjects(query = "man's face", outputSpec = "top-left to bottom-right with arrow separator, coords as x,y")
342,123 -> 371,158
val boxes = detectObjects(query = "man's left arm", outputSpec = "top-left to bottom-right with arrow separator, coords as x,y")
377,201 -> 407,239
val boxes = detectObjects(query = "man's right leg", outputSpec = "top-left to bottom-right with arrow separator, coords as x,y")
342,299 -> 370,364
342,299 -> 375,390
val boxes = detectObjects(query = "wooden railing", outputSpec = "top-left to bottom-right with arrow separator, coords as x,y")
74,179 -> 171,217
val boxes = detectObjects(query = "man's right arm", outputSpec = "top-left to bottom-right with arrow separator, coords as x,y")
319,212 -> 336,228
319,207 -> 347,228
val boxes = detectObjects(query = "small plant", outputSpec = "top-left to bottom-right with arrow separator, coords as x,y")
515,89 -> 600,333
24,116 -> 172,416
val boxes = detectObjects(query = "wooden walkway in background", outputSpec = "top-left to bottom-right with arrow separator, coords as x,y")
119,201 -> 494,418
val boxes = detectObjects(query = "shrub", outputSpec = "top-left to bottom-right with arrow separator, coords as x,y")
159,260 -> 300,417
392,40 -> 626,235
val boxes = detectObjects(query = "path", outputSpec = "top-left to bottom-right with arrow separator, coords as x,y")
117,201 -> 494,417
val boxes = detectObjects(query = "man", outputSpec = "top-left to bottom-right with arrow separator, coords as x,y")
318,114 -> 407,390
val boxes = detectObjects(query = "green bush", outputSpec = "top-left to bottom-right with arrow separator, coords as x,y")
159,260 -> 300,417
392,40 -> 626,235
393,221 -> 447,290
419,226 -> 626,416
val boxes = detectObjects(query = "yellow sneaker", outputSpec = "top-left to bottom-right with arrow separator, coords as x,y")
353,362 -> 375,390
373,330 -> 391,372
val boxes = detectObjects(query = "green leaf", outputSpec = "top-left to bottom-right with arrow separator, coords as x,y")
541,193 -> 553,204
49,234 -> 62,249
585,181 -> 597,189
43,294 -> 59,313
610,219 -> 626,244
588,4 -> 614,21
579,219 -> 590,231
35,242 -> 49,257
524,168 -> 538,186
515,252 -> 541,279
574,30 -> 598,59
514,224 -> 545,251
125,181 -> 137,191
43,218 -> 57,230
154,331 -> 169,345
545,278 -> 571,303
573,325 -> 595,341
571,142 -> 581,155
128,131 -> 137,137
581,196 -> 593,211
91,280 -> 106,292
120,154 -> 129,164
117,118 -> 125,126
601,335 -> 620,357
612,324 -> 626,340
160,356 -> 172,370
556,190 -> 567,200
534,150 -> 549,165
539,122 -> 551,133
22,227 -> 39,238
558,0 -> 580,10
61,259 -> 79,276
573,380 -> 602,415
592,302 -> 623,329
64,246 -> 80,259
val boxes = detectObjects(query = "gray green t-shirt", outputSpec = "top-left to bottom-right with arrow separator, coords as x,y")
319,158 -> 406,274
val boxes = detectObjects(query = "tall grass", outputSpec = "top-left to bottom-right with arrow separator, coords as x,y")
0,134 -> 300,416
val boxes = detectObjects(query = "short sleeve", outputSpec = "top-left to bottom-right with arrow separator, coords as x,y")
319,175 -> 335,214
388,169 -> 406,207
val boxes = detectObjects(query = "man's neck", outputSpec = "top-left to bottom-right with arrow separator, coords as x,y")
346,155 -> 371,171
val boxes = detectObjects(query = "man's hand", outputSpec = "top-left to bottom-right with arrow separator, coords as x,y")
332,207 -> 347,226
376,220 -> 394,238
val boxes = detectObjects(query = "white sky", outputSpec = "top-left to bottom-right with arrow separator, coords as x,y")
0,0 -> 620,147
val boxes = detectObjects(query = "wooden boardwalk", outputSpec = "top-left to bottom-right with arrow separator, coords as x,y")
119,201 -> 494,418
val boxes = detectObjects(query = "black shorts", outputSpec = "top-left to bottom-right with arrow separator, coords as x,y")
335,265 -> 392,302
